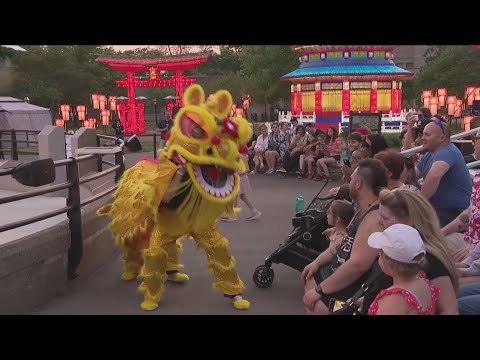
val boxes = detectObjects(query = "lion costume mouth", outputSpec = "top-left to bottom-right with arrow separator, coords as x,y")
191,164 -> 235,198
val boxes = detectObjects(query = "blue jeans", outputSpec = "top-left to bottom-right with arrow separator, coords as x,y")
457,283 -> 480,315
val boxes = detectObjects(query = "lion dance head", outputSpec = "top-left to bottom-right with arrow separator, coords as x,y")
165,84 -> 253,205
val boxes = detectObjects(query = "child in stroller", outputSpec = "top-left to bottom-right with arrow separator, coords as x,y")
253,182 -> 352,288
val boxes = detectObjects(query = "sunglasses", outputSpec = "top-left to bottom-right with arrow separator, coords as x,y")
433,119 -> 445,135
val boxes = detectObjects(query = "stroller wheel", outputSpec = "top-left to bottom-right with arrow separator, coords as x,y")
253,265 -> 274,288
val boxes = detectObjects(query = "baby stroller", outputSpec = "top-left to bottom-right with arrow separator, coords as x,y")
252,182 -> 350,288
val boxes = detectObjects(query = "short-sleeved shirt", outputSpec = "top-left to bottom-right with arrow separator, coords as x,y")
418,143 -> 472,211
465,171 -> 480,247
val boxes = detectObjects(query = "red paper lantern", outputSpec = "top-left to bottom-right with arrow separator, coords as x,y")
99,95 -> 107,110
108,96 -> 117,111
466,86 -> 476,106
59,104 -> 70,121
91,94 -> 99,109
55,119 -> 64,127
422,90 -> 432,100
75,105 -> 86,121
101,109 -> 110,126
463,115 -> 473,131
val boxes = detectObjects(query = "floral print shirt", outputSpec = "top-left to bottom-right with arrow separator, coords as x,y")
465,171 -> 480,247
268,131 -> 288,160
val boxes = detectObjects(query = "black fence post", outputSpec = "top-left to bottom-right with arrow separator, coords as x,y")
114,149 -> 125,183
153,133 -> 157,159
26,131 -> 29,147
66,158 -> 83,280
96,135 -> 103,172
11,130 -> 18,161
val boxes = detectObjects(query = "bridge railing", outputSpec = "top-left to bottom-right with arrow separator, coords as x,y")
0,129 -> 41,160
0,134 -> 125,280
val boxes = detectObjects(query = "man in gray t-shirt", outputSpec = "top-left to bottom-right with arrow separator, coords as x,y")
416,121 -> 472,226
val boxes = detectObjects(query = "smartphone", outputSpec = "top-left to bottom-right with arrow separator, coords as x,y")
343,159 -> 351,167
329,298 -> 347,312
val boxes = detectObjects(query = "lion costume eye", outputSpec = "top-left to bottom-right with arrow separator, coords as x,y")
180,113 -> 207,140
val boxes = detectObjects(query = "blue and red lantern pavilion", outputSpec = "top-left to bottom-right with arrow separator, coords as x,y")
281,46 -> 413,131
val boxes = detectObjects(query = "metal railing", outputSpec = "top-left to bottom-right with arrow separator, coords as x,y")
400,127 -> 480,180
0,129 -> 41,160
0,134 -> 125,280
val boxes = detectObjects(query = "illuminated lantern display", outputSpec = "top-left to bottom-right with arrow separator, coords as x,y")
437,88 -> 447,107
96,52 -> 211,135
242,93 -> 251,109
91,94 -> 99,109
75,105 -> 86,121
101,109 -> 111,126
280,46 -> 413,132
149,67 -> 157,80
99,95 -> 107,110
454,99 -> 463,118
466,86 -> 476,106
108,96 -> 117,111
447,96 -> 457,116
463,115 -> 473,131
84,118 -> 97,128
60,104 -> 70,121
429,96 -> 438,116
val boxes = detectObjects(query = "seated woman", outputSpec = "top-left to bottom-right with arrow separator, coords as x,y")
315,126 -> 344,181
367,224 -> 440,315
277,125 -> 307,176
374,149 -> 407,190
264,122 -> 288,175
297,133 -> 318,179
251,124 -> 269,174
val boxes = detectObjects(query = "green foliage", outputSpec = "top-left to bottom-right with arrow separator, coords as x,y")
238,46 -> 298,104
414,46 -> 480,98
382,133 -> 402,149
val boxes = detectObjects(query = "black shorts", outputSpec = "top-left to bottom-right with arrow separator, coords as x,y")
314,265 -> 368,307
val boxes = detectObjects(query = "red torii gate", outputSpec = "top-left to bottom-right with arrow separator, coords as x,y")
96,52 -> 211,134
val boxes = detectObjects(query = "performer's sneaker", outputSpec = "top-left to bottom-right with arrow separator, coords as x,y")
232,295 -> 250,310
120,271 -> 138,281
167,272 -> 190,283
140,299 -> 159,311
225,294 -> 250,310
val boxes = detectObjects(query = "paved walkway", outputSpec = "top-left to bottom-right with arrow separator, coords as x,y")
31,174 -> 336,315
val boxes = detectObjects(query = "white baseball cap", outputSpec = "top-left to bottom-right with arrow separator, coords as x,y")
368,224 -> 426,264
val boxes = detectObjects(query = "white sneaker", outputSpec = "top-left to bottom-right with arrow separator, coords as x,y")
246,210 -> 261,221
221,216 -> 237,222
249,170 -> 256,175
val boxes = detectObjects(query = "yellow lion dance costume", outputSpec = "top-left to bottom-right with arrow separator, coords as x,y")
98,85 -> 252,311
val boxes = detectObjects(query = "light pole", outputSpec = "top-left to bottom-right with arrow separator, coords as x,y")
153,98 -> 158,126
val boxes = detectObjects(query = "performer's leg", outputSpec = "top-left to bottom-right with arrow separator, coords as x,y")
120,244 -> 143,281
166,239 -> 189,283
193,226 -> 250,310
139,225 -> 177,311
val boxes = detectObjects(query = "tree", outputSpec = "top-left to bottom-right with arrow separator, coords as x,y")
414,46 -> 480,99
423,45 -> 449,65
238,46 -> 297,105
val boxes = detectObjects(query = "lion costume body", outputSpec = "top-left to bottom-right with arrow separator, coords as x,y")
98,85 -> 252,311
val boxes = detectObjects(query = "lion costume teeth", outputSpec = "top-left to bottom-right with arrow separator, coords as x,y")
98,84 -> 252,311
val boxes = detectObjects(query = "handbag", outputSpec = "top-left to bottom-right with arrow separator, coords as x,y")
330,268 -> 383,315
